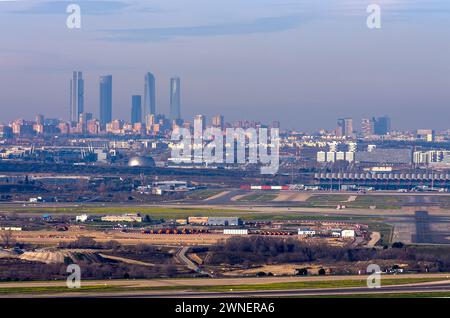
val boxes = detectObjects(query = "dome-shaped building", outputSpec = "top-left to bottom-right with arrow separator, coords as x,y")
127,156 -> 156,168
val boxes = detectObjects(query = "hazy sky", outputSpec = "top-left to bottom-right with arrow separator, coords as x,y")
0,0 -> 449,131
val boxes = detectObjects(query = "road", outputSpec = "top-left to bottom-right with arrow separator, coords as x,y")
175,246 -> 211,276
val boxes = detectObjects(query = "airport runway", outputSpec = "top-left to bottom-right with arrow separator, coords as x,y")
96,281 -> 450,298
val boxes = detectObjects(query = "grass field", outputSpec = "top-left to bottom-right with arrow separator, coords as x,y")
306,195 -> 404,209
349,195 -> 404,209
367,222 -> 394,245
306,195 -> 350,207
0,277 -> 445,295
185,190 -> 224,200
297,291 -> 450,298
1,205 -> 384,221
237,193 -> 278,202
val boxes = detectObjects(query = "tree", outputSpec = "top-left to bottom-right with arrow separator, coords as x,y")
1,230 -> 16,248
295,268 -> 308,276
392,242 -> 404,249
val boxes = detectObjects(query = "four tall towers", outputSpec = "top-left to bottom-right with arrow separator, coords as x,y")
69,71 -> 182,126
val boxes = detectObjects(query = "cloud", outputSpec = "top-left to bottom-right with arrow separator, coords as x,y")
98,15 -> 303,42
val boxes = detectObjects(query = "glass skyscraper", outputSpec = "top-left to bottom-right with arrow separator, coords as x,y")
131,95 -> 142,124
373,116 -> 391,135
144,72 -> 156,119
69,71 -> 84,124
99,75 -> 112,127
170,77 -> 181,121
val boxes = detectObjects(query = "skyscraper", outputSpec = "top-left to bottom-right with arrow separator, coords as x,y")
336,118 -> 353,137
131,95 -> 142,124
99,75 -> 112,127
69,71 -> 84,124
170,77 -> 181,121
144,72 -> 156,119
212,115 -> 224,130
361,118 -> 374,137
373,116 -> 391,135
194,114 -> 206,131
336,118 -> 345,137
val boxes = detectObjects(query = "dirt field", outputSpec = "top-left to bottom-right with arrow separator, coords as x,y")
273,192 -> 312,202
11,229 -> 226,246
204,191 -> 230,201
230,194 -> 247,201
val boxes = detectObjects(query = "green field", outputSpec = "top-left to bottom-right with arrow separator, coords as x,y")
2,205 -> 385,221
306,195 -> 404,209
367,222 -> 394,245
349,195 -> 404,209
296,291 -> 450,298
176,277 -> 444,292
306,195 -> 350,207
185,189 -> 224,200
0,277 -> 445,296
237,193 -> 278,202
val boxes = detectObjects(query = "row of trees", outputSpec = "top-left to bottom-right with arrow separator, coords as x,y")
207,237 -> 450,272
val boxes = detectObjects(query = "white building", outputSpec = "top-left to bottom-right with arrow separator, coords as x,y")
76,214 -> 88,222
223,229 -> 248,235
341,229 -> 356,238
101,214 -> 142,223
298,229 -> 316,236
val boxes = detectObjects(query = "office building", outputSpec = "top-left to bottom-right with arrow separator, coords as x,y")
131,95 -> 142,124
361,118 -> 374,137
373,116 -> 391,135
194,114 -> 206,131
99,75 -> 112,127
170,77 -> 181,121
69,71 -> 84,124
144,72 -> 156,118
212,115 -> 224,129
336,118 -> 353,137
355,148 -> 412,164
417,129 -> 435,142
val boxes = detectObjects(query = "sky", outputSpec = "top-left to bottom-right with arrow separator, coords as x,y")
0,0 -> 449,131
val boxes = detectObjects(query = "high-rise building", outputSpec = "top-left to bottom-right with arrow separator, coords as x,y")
336,118 -> 345,137
35,114 -> 44,125
361,118 -> 374,137
336,118 -> 353,137
78,112 -> 92,134
170,77 -> 181,121
131,95 -> 142,124
194,115 -> 206,133
212,115 -> 224,130
144,72 -> 156,118
373,116 -> 391,135
70,71 -> 84,124
99,75 -> 112,127
344,118 -> 353,137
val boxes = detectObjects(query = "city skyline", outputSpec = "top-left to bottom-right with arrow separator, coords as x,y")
0,0 -> 449,130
